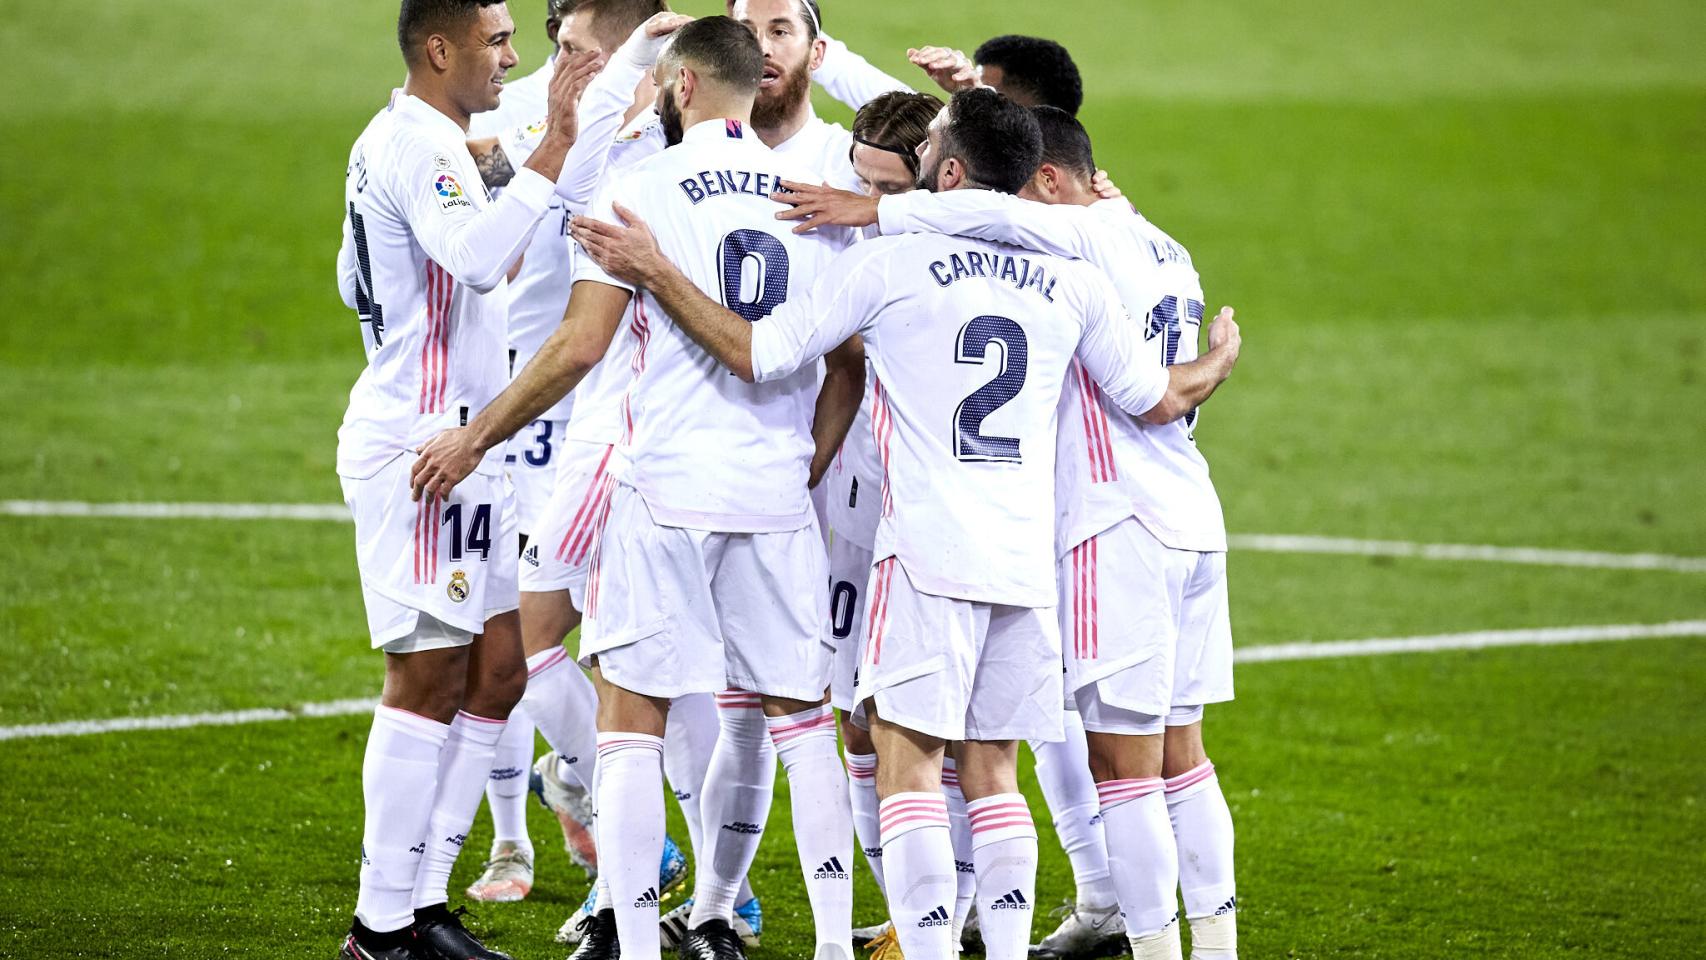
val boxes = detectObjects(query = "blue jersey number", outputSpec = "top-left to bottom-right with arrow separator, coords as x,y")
830,580 -> 859,640
1146,295 -> 1205,432
442,503 -> 494,562
719,229 -> 790,323
348,203 -> 385,349
953,315 -> 1029,463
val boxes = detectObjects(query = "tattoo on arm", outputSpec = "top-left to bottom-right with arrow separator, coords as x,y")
474,142 -> 516,189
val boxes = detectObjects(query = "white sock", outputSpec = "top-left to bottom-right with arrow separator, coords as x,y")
486,714 -> 535,856
689,690 -> 776,928
966,793 -> 1039,960
1030,713 -> 1117,911
1096,778 -> 1180,947
768,704 -> 853,955
879,792 -> 956,960
596,732 -> 666,956
412,711 -> 507,909
942,759 -> 976,939
664,692 -> 719,866
356,706 -> 449,933
521,646 -> 599,792
1166,762 -> 1236,958
844,751 -> 885,895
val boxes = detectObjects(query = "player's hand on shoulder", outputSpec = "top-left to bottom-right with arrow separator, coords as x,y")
908,46 -> 978,94
411,428 -> 483,502
569,202 -> 665,287
772,180 -> 878,235
1091,169 -> 1125,202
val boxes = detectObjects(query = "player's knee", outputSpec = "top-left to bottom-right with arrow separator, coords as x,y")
1161,708 -> 1209,778
473,656 -> 529,717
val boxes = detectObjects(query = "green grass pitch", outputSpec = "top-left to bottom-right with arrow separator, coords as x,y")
2,0 -> 1704,957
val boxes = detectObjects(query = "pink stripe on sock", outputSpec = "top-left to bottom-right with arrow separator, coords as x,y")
1096,777 -> 1165,810
526,647 -> 569,677
1165,761 -> 1216,794
456,711 -> 505,725
767,711 -> 835,742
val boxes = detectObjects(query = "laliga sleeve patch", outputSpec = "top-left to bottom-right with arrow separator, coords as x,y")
434,172 -> 473,212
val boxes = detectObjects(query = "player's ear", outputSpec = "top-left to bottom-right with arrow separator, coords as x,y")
425,33 -> 451,71
809,36 -> 827,72
940,156 -> 965,191
678,65 -> 697,107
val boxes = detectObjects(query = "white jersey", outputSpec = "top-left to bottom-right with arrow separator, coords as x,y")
335,93 -> 557,479
772,111 -> 863,194
878,190 -> 1227,554
573,117 -> 855,531
749,227 -> 1171,607
465,59 -> 576,420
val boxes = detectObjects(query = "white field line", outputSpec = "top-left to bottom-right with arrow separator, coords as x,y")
3,621 -> 1702,743
7,500 -> 1705,574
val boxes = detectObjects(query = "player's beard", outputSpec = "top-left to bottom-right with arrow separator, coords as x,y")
660,86 -> 685,147
917,153 -> 944,193
752,52 -> 811,130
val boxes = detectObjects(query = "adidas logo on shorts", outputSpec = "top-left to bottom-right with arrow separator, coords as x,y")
722,821 -> 763,835
523,545 -> 540,567
813,857 -> 850,880
917,906 -> 951,928
991,889 -> 1030,910
634,886 -> 658,908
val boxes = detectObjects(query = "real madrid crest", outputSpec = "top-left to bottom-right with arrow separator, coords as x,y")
447,570 -> 470,603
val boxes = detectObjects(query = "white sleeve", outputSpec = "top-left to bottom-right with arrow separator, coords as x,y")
498,118 -> 547,170
568,174 -> 638,294
336,214 -> 359,310
396,139 -> 554,295
876,189 -> 1101,261
750,243 -> 884,382
556,29 -> 657,209
814,33 -> 913,110
1072,266 -> 1169,417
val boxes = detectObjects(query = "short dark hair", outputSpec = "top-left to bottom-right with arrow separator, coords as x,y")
940,88 -> 1043,195
663,16 -> 764,89
398,0 -> 506,66
580,0 -> 667,50
1030,105 -> 1095,180
973,35 -> 1083,116
851,91 -> 944,179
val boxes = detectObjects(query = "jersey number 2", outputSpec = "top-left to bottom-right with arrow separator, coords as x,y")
718,229 -> 790,323
953,315 -> 1029,463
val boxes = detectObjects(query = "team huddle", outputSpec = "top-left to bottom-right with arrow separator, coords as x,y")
335,2 -> 1243,960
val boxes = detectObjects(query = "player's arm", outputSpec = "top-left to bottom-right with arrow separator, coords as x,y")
336,218 -> 360,310
405,53 -> 601,293
1075,269 -> 1242,424
467,135 -> 516,189
410,280 -> 632,500
811,335 -> 867,488
814,33 -> 913,109
557,14 -> 693,208
907,45 -> 981,96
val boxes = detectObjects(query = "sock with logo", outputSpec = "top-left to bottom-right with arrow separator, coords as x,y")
663,692 -> 718,865
941,759 -> 977,940
411,711 -> 507,909
879,792 -> 956,960
1165,761 -> 1236,959
356,706 -> 449,933
486,714 -> 535,857
966,793 -> 1039,960
596,732 -> 666,957
519,646 -> 599,792
844,751 -> 885,894
688,690 -> 777,929
768,704 -> 854,957
1097,777 -> 1180,957
1030,713 -> 1118,912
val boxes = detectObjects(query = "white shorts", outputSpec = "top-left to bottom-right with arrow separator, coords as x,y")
517,440 -> 618,610
828,532 -> 875,713
504,418 -> 568,537
580,481 -> 833,701
1061,517 -> 1233,735
855,557 -> 1063,743
340,453 -> 520,647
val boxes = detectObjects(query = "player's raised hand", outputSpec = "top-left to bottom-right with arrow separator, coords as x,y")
908,46 -> 978,94
542,50 -> 605,142
642,11 -> 694,39
569,203 -> 666,288
1091,169 -> 1125,202
772,180 -> 879,234
1207,307 -> 1240,354
410,428 -> 483,502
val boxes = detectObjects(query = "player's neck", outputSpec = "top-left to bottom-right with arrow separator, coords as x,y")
683,101 -> 754,135
402,78 -> 471,132
753,101 -> 813,150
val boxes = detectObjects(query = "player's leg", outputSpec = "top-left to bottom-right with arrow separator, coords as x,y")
517,588 -> 601,872
468,714 -> 535,902
941,749 -> 978,947
955,738 -> 1036,960
763,691 -> 854,960
685,688 -> 777,939
1027,703 -> 1125,959
590,665 -> 672,960
841,715 -> 885,896
1162,549 -> 1237,960
1082,717 -> 1179,960
870,712 -> 955,960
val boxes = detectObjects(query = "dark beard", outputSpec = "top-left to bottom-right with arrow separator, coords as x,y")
752,57 -> 811,130
917,156 -> 942,193
660,88 -> 684,147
